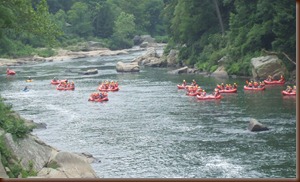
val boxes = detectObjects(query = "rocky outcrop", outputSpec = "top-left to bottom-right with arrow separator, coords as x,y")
0,154 -> 9,178
2,132 -> 98,178
248,119 -> 269,132
131,47 -> 165,67
210,65 -> 229,79
168,66 -> 189,74
166,49 -> 179,67
3,133 -> 54,172
133,35 -> 156,47
251,55 -> 288,80
116,61 -> 140,72
37,151 -> 98,178
65,68 -> 98,75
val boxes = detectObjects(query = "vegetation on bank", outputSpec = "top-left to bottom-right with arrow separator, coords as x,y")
0,0 -> 296,76
0,96 -> 37,178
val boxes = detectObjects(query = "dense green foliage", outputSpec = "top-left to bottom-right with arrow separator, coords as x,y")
164,0 -> 296,75
0,0 -> 295,75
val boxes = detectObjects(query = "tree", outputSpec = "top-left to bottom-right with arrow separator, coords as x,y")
110,12 -> 136,49
67,2 -> 93,37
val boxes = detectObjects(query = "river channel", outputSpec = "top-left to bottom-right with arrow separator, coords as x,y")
0,49 -> 296,178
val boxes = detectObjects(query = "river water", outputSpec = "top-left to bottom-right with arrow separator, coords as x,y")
0,49 -> 296,178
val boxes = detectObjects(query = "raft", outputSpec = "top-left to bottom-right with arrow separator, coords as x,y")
263,79 -> 285,85
26,80 -> 33,82
218,88 -> 237,93
196,94 -> 222,100
98,86 -> 119,92
281,90 -> 296,96
51,79 -> 67,85
243,86 -> 265,91
56,86 -> 75,90
177,84 -> 187,89
6,70 -> 16,75
88,97 -> 109,102
186,91 -> 202,96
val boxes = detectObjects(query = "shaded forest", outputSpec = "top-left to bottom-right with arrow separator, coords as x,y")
0,0 -> 296,76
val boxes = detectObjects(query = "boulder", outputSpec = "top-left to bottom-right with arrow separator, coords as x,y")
3,133 -> 53,171
166,49 -> 178,67
116,61 -> 140,72
248,119 -> 269,132
0,154 -> 8,178
210,65 -> 229,79
168,66 -> 189,74
82,69 -> 98,75
131,47 -> 161,66
143,57 -> 164,67
251,55 -> 288,80
39,151 -> 98,178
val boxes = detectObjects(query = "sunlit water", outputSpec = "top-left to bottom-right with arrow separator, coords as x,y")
0,49 -> 296,178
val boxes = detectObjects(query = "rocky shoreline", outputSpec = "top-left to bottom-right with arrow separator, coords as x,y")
0,48 -> 129,67
0,113 -> 99,178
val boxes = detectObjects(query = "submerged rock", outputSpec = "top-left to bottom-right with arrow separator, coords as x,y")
248,119 -> 269,132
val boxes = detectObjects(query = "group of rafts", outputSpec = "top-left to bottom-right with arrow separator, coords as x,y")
50,78 -> 120,102
88,81 -> 119,102
177,75 -> 296,100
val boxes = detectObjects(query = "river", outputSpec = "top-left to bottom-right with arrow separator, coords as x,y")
0,49 -> 296,178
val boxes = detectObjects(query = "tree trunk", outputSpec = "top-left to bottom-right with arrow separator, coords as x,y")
213,0 -> 225,35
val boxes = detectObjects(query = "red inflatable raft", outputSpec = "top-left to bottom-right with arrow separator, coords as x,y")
186,91 -> 202,96
6,69 -> 16,75
243,86 -> 265,91
177,84 -> 187,89
51,79 -> 67,85
218,88 -> 237,93
98,86 -> 119,92
263,79 -> 285,85
196,94 -> 222,100
88,97 -> 109,102
56,86 -> 75,90
281,90 -> 296,96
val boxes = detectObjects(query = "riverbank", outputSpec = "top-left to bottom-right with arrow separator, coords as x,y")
0,97 -> 99,178
0,48 -> 130,67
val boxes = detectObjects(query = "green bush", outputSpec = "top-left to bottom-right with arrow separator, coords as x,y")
35,48 -> 56,57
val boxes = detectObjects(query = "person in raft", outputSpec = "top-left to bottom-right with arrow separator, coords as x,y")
182,80 -> 187,86
28,76 -> 32,81
279,75 -> 285,82
213,88 -> 220,96
285,86 -> 293,93
266,75 -> 273,81
293,85 -> 296,92
233,83 -> 237,89
191,79 -> 197,86
201,90 -> 206,97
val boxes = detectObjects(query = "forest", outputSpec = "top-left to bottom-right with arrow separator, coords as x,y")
0,0 -> 296,76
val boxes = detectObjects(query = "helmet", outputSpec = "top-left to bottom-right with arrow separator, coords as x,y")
183,80 -> 185,82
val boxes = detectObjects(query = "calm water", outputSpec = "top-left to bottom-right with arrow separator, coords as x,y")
0,49 -> 296,178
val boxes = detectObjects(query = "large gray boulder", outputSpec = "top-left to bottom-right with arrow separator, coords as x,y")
0,154 -> 8,178
248,119 -> 269,132
166,49 -> 178,67
210,65 -> 229,79
116,61 -> 140,72
3,133 -> 53,171
131,47 -> 164,67
251,55 -> 288,80
37,151 -> 98,178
